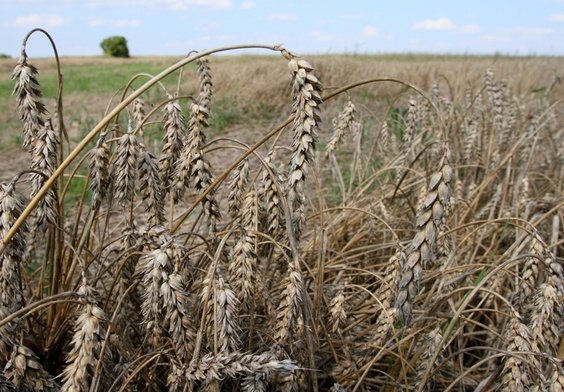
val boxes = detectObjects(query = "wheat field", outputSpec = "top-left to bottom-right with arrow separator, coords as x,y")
0,29 -> 564,391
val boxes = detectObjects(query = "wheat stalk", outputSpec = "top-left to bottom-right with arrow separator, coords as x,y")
112,223 -> 142,339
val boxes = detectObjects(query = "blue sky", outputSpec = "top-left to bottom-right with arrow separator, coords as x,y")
1,0 -> 563,57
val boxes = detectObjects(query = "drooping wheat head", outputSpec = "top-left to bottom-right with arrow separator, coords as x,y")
498,311 -> 534,391
11,51 -> 47,150
196,57 -> 213,111
60,282 -> 106,392
138,145 -> 166,227
4,344 -> 57,391
282,49 -> 323,239
88,130 -> 111,209
29,118 -> 59,228
227,160 -> 250,221
326,100 -> 357,157
113,127 -> 140,210
396,143 -> 453,326
0,180 -> 28,356
159,95 -> 186,193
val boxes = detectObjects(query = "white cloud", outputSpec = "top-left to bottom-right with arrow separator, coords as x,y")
89,18 -> 105,26
12,14 -> 65,28
458,24 -> 480,34
241,1 -> 254,9
340,14 -> 362,21
480,34 -> 510,42
507,27 -> 553,35
549,14 -> 564,21
85,0 -> 231,9
194,20 -> 220,31
363,26 -> 379,37
413,18 -> 454,30
306,31 -> 338,41
113,19 -> 141,27
168,0 -> 231,10
267,13 -> 297,21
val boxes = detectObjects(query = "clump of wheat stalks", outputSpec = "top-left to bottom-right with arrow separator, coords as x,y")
1,28 -> 564,391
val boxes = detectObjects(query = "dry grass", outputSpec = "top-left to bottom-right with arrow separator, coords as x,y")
0,29 -> 564,391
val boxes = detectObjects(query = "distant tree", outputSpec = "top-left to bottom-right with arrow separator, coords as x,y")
100,36 -> 130,58
0,53 -> 10,59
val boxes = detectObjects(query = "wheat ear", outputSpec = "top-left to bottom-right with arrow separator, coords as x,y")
228,225 -> 260,312
60,284 -> 106,392
282,49 -> 322,239
396,144 -> 452,326
29,118 -> 59,227
329,282 -> 347,333
196,57 -> 213,110
200,268 -> 241,355
113,128 -> 140,209
159,95 -> 186,193
4,344 -> 57,391
131,98 -> 146,137
371,249 -> 403,347
273,263 -> 305,347
0,180 -> 29,354
412,326 -> 444,391
259,150 -> 285,240
173,103 -> 220,230
498,312 -> 533,391
11,50 -> 47,150
139,237 -> 196,359
89,130 -> 111,209
326,100 -> 357,156
525,230 -> 564,377
227,160 -> 250,221
138,146 -> 166,227
180,351 -> 297,385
